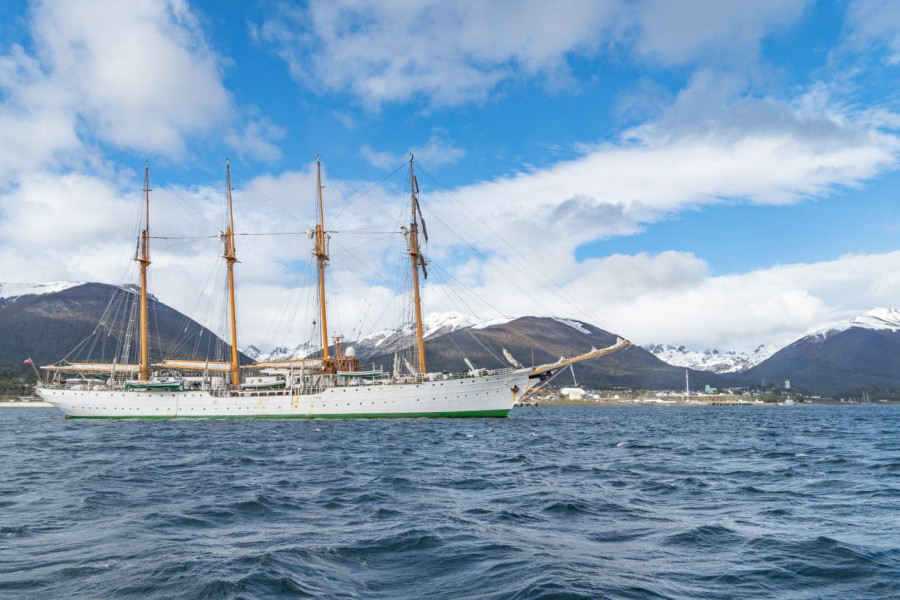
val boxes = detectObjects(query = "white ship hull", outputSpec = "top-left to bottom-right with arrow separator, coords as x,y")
36,370 -> 530,419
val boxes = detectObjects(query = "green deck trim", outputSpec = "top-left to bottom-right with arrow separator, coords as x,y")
124,384 -> 181,391
64,409 -> 510,420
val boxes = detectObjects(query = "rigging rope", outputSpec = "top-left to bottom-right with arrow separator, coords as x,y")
417,165 -> 618,337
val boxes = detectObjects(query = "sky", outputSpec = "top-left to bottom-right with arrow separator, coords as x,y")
2,0 -> 900,353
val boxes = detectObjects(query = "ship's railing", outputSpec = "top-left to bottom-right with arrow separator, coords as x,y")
42,366 -> 520,393
381,367 -> 517,384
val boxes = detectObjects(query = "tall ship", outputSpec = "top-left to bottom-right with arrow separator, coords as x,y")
36,156 -> 629,419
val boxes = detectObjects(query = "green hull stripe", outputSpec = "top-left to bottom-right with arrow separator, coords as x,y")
65,409 -> 510,420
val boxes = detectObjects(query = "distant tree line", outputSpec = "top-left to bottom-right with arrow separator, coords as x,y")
0,365 -> 36,398
839,387 -> 900,402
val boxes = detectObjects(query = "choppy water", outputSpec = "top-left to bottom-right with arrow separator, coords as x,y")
0,406 -> 898,599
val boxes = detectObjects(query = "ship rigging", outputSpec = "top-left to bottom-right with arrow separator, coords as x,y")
36,155 -> 629,419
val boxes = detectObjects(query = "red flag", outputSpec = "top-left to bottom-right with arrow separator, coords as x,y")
24,358 -> 32,365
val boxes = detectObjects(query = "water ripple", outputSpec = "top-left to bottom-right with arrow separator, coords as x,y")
0,406 -> 898,599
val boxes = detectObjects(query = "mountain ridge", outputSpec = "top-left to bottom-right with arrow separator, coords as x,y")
737,307 -> 900,395
0,281 -> 249,368
643,343 -> 778,373
3,281 -> 900,395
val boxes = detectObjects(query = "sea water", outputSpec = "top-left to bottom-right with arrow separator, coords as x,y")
0,406 -> 897,599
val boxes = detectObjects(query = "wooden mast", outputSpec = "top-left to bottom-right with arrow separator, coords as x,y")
224,159 -> 240,388
408,153 -> 427,375
138,161 -> 151,381
314,156 -> 331,366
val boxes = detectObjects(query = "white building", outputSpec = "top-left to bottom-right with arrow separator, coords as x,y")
559,387 -> 586,401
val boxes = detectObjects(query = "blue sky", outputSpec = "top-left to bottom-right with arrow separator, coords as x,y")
2,1 -> 900,350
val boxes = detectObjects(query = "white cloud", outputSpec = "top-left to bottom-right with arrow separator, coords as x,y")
360,145 -> 396,170
628,0 -> 809,65
843,0 -> 900,65
427,75 -> 899,284
254,0 -> 809,108
384,247 -> 900,352
28,0 -> 233,156
392,77 -> 900,348
269,80 -> 900,349
0,0 -> 284,181
361,134 -> 466,169
253,0 -> 619,107
225,112 -> 286,162
0,45 -> 86,180
332,110 -> 356,129
592,249 -> 900,350
3,73 -> 899,353
0,172 -> 136,281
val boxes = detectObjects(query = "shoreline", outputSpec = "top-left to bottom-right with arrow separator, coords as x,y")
534,399 -> 880,407
0,401 -> 52,408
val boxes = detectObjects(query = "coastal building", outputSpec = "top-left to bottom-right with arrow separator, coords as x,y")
559,387 -> 586,401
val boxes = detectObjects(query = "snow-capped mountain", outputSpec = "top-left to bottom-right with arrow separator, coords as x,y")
740,307 -> 900,394
809,307 -> 900,339
361,315 -> 723,391
244,342 -> 317,362
0,282 -> 244,367
551,317 -> 592,334
0,281 -> 86,304
644,343 -> 778,373
0,282 -> 162,308
354,311 -> 512,357
247,312 -> 513,361
241,345 -> 262,360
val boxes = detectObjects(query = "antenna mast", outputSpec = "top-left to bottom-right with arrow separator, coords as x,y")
224,159 -> 240,388
137,161 -> 151,381
408,153 -> 427,375
314,156 -> 331,365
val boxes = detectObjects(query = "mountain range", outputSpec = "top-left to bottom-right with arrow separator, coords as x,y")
2,281 -> 899,395
643,343 -> 778,373
243,311 -> 723,391
244,312 -> 509,362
